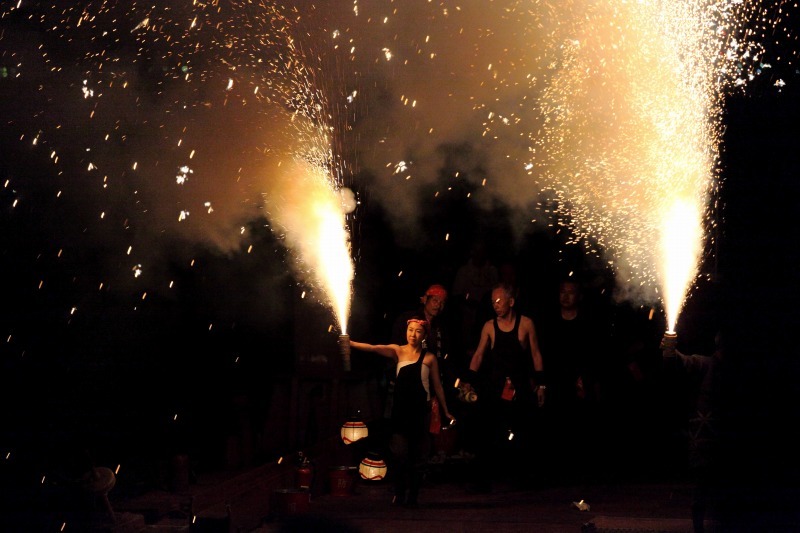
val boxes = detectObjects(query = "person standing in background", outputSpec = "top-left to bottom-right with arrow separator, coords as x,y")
538,278 -> 609,483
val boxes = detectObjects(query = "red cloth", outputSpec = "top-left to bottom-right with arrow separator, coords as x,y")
429,397 -> 441,434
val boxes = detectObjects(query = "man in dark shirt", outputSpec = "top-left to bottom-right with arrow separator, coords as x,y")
462,283 -> 545,491
539,278 -> 608,482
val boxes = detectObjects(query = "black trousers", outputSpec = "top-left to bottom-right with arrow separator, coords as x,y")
389,429 -> 430,503
471,392 -> 537,487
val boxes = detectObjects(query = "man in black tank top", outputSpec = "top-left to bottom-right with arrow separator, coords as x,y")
489,314 -> 531,399
462,283 -> 546,491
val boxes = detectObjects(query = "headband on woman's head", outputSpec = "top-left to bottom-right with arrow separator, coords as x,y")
407,318 -> 429,329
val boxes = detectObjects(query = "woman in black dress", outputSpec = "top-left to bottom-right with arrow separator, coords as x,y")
349,318 -> 454,506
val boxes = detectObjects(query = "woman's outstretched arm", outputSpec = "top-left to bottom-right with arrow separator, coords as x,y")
349,340 -> 400,360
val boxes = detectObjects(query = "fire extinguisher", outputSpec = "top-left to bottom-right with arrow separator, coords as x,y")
296,452 -> 314,491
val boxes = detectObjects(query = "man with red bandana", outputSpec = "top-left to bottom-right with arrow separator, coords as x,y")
391,284 -> 459,416
391,284 -> 450,359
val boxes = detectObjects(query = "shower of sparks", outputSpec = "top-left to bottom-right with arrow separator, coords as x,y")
0,0 -> 796,335
0,1 -> 355,332
518,0 -> 793,327
261,114 -> 355,334
306,0 -> 793,279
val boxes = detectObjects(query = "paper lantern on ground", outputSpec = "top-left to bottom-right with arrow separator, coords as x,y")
340,417 -> 368,445
359,453 -> 387,481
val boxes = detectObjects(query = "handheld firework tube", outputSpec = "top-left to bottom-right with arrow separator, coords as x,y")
339,334 -> 351,371
457,385 -> 478,403
458,369 -> 480,403
661,331 -> 678,358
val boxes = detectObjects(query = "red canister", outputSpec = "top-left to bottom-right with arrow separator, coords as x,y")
296,461 -> 313,490
329,466 -> 354,497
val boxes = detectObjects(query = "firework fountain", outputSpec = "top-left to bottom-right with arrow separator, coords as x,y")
331,0 -> 791,335
0,0 -> 356,362
524,0 -> 784,335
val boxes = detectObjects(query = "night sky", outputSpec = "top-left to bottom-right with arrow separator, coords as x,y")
2,1 -> 800,520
